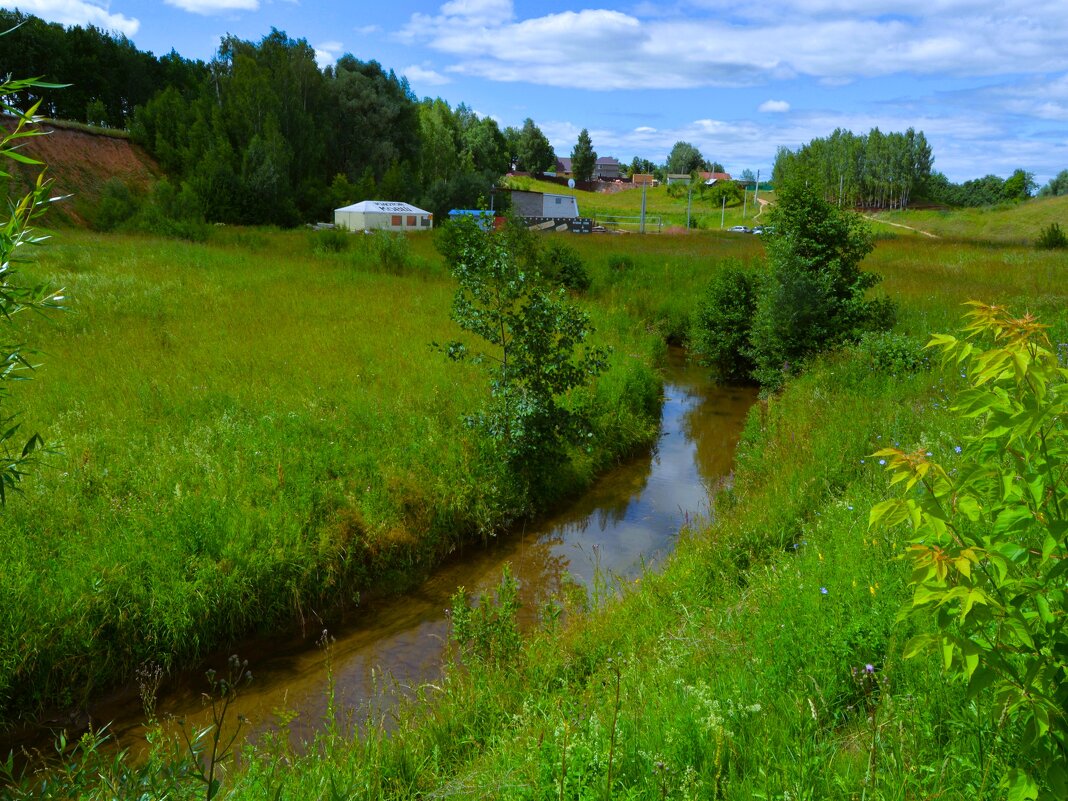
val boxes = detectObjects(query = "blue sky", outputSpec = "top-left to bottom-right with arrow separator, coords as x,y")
12,0 -> 1068,184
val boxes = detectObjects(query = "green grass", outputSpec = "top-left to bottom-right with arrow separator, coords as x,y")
4,207 -> 1067,798
870,194 -> 1068,244
1,226 -> 700,722
502,176 -> 771,230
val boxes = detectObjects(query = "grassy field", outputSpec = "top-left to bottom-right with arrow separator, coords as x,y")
0,224 -> 773,725
869,194 -> 1068,243
502,176 -> 771,231
4,211 -> 1066,798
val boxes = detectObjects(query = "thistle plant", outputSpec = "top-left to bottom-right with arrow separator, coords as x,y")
870,302 -> 1067,800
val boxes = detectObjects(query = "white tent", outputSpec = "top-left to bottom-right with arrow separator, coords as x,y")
334,200 -> 433,232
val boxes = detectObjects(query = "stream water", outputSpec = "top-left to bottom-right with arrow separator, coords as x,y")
10,349 -> 757,766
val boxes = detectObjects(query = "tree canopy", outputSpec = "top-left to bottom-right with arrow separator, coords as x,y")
570,129 -> 596,183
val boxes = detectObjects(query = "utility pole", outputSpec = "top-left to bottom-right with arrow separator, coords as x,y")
686,181 -> 693,230
720,195 -> 726,228
743,185 -> 748,218
753,169 -> 760,209
640,181 -> 647,234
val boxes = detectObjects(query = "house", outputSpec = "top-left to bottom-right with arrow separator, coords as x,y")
594,157 -> 621,180
555,157 -> 573,175
665,174 -> 692,185
508,189 -> 580,218
334,200 -> 433,231
699,171 -> 733,185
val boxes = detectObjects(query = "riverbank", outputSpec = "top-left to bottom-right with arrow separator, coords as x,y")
1,227 -> 759,728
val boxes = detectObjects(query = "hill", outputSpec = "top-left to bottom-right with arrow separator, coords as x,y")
869,194 -> 1068,243
1,119 -> 161,225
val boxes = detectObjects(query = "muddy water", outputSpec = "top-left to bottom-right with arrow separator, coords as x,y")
14,350 -> 756,763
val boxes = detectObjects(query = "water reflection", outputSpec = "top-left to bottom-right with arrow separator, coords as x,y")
10,349 -> 757,763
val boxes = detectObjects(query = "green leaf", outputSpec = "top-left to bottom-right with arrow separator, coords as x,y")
903,633 -> 935,659
1004,768 -> 1039,801
942,638 -> 955,670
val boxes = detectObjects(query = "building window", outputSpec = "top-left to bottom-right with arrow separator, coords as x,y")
391,215 -> 401,226
421,217 -> 430,227
407,215 -> 416,226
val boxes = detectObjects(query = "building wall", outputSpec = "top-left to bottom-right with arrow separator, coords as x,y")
541,194 -> 579,218
335,210 -> 432,231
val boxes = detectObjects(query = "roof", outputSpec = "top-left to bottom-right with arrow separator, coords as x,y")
699,171 -> 733,182
596,156 -> 620,165
335,200 -> 431,215
556,157 -> 573,172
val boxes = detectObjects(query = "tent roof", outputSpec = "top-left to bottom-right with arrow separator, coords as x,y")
335,200 -> 431,215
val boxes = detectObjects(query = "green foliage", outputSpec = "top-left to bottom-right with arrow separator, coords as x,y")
1036,222 -> 1068,250
367,229 -> 412,273
666,141 -> 708,175
691,263 -> 760,382
747,178 -> 891,389
773,127 -> 932,209
570,128 -> 597,183
541,239 -> 591,292
0,73 -> 66,503
449,566 -> 522,668
511,118 -> 555,174
871,303 -> 1068,799
310,226 -> 350,254
91,178 -> 139,231
851,330 -> 930,376
606,254 -> 634,272
437,216 -> 607,498
1038,169 -> 1068,198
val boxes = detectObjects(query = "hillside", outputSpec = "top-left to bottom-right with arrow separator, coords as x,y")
870,194 -> 1068,243
1,119 -> 161,225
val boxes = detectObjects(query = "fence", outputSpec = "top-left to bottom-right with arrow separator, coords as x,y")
594,214 -> 664,234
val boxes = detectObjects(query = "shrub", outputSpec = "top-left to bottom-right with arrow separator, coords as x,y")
1036,222 -> 1067,250
91,178 -> 139,231
368,230 -> 411,273
541,240 -> 591,292
871,302 -> 1068,800
310,227 -> 350,255
851,331 -> 929,376
691,263 -> 760,382
747,178 -> 892,390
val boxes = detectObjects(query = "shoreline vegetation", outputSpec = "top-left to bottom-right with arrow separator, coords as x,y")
1,200 -> 1064,796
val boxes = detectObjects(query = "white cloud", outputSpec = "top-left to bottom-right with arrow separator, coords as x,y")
402,65 -> 452,87
354,24 -> 381,35
398,0 -> 1068,90
164,0 -> 259,15
314,41 -> 343,68
18,0 -> 140,35
759,100 -> 791,113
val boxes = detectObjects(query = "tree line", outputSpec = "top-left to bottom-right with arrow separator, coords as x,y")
772,127 -> 934,210
0,12 -> 571,225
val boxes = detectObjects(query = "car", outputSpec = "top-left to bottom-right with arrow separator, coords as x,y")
727,225 -> 751,233
751,226 -> 765,235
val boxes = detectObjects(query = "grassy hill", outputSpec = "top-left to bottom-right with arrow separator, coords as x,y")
869,194 -> 1068,243
502,176 -> 771,231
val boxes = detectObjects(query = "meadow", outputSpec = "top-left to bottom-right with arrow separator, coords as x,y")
502,176 -> 770,231
3,202 -> 1066,798
0,224 -> 763,725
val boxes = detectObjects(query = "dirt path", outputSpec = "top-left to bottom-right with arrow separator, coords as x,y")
864,215 -> 939,238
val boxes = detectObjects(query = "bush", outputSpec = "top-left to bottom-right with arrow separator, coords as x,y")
541,240 -> 591,292
368,230 -> 411,273
91,178 -> 139,232
310,227 -> 350,255
1036,222 -> 1067,249
691,263 -> 760,382
851,331 -> 929,376
747,178 -> 892,390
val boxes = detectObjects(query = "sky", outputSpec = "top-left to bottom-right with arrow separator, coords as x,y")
11,0 -> 1068,185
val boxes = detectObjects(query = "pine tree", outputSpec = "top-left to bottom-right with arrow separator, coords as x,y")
570,128 -> 596,183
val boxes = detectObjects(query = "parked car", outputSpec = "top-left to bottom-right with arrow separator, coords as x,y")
727,225 -> 751,233
751,226 -> 765,235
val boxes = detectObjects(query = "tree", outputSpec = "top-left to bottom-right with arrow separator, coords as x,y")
436,216 -> 607,501
1002,168 -> 1036,201
667,141 -> 706,175
0,74 -> 66,502
747,177 -> 888,388
1038,169 -> 1068,197
570,128 -> 597,183
739,168 -> 756,184
515,118 -> 555,174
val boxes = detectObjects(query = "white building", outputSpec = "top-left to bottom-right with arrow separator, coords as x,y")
334,200 -> 433,232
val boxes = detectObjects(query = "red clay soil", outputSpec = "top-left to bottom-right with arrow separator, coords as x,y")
2,118 -> 161,225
